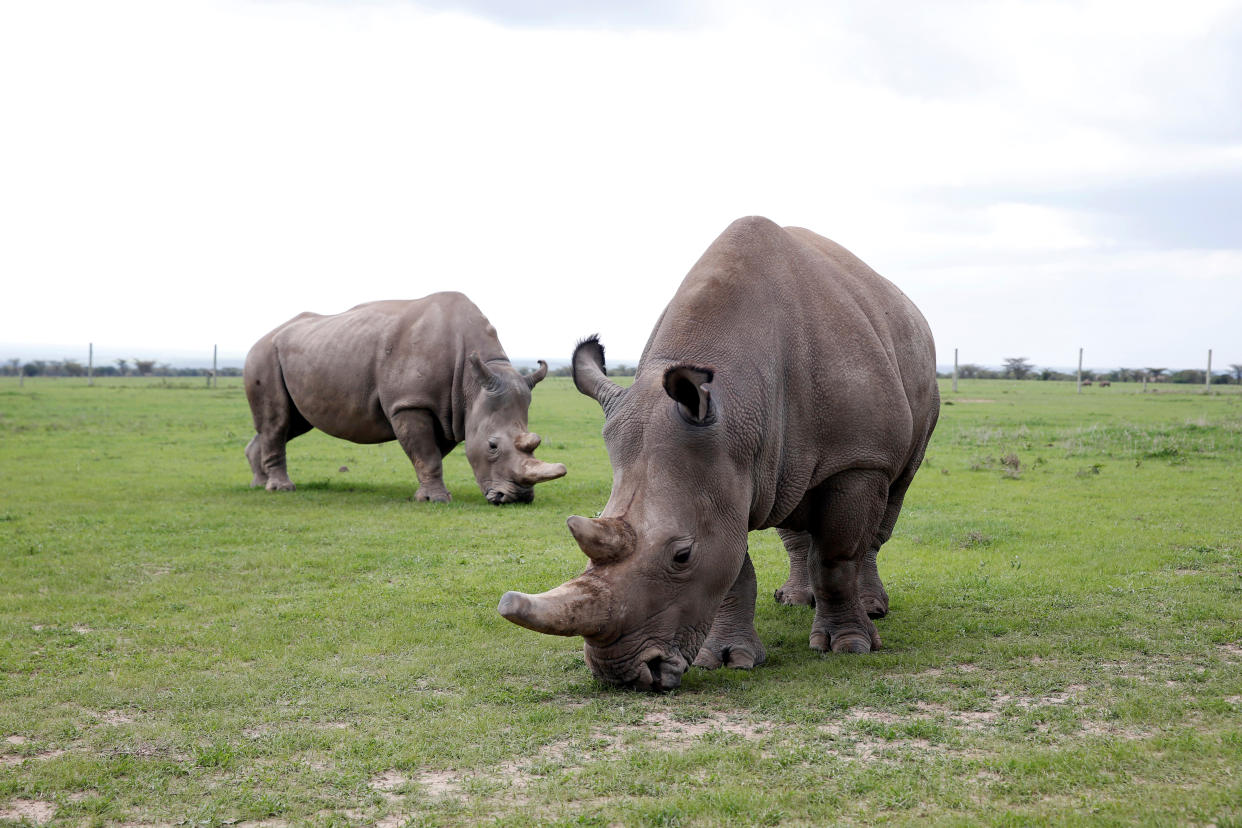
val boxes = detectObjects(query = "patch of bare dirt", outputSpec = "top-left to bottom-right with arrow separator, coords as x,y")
414,769 -> 460,797
0,799 -> 56,824
101,709 -> 136,725
1218,643 -> 1242,660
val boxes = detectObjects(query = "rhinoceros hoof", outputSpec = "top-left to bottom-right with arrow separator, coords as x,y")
860,591 -> 889,619
415,488 -> 450,503
774,582 -> 815,607
265,479 -> 295,492
809,621 -> 881,654
694,635 -> 767,671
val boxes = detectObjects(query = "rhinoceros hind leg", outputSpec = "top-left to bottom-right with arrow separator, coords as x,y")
245,435 -> 268,488
774,528 -> 815,606
806,469 -> 888,654
694,553 -> 766,670
391,408 -> 451,503
859,546 -> 889,619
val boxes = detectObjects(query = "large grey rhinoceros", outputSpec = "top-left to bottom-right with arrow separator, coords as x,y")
243,292 -> 566,504
499,217 -> 938,690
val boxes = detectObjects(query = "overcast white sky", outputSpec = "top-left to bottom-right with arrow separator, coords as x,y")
2,0 -> 1239,370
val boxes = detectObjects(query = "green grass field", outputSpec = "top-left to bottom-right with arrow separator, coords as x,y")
2,376 -> 1240,826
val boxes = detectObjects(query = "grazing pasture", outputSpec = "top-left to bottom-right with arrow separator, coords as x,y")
1,377 -> 1240,826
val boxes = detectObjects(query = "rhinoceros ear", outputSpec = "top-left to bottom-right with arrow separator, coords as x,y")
663,365 -> 714,424
572,335 -> 624,415
524,360 -> 548,389
468,352 -> 504,395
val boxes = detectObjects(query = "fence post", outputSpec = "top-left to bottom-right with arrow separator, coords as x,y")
1076,348 -> 1083,394
1206,349 -> 1212,394
952,348 -> 958,393
213,344 -> 218,388
88,342 -> 94,387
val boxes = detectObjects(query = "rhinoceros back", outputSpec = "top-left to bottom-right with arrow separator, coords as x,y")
270,295 -> 485,445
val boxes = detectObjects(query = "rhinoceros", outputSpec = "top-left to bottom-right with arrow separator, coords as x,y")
243,292 -> 566,504
499,217 -> 938,690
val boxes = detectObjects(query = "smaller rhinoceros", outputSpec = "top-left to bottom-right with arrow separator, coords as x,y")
243,292 -> 566,504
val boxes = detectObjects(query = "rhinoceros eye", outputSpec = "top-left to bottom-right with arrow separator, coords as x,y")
672,546 -> 692,565
487,438 -> 499,452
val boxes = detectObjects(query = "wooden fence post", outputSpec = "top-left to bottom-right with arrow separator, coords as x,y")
88,342 -> 94,387
952,348 -> 958,393
1206,349 -> 1212,394
1076,348 -> 1083,394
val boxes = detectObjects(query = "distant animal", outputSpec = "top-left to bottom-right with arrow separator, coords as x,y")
1099,380 -> 1111,387
1082,380 -> 1093,386
499,217 -> 939,690
244,292 -> 566,504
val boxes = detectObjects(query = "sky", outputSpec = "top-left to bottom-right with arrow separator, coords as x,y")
2,0 -> 1240,371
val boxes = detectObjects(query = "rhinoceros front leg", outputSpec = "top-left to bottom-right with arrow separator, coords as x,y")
693,552 -> 766,670
390,408 -> 451,503
806,469 -> 889,654
774,528 -> 815,606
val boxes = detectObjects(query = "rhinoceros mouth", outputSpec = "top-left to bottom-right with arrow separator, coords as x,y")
585,639 -> 698,692
485,484 -> 535,505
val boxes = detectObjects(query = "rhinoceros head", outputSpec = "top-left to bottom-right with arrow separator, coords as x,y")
464,354 -> 566,505
498,337 -> 749,690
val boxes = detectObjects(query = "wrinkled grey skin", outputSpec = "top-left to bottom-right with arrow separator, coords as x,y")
244,292 -> 565,504
499,217 -> 938,690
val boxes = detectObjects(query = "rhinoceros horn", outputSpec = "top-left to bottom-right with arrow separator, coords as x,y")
517,456 -> 567,486
498,576 -> 610,638
524,360 -> 548,389
512,432 -> 567,485
567,515 -> 634,564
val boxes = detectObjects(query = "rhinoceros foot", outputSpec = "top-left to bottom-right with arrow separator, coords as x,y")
265,478 -> 296,492
414,486 -> 451,503
694,627 -> 767,670
859,589 -> 889,619
774,581 -> 815,607
809,607 -> 881,654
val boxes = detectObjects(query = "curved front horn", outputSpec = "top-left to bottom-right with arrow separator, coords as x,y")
468,352 -> 504,394
572,336 -> 624,414
498,576 -> 610,637
524,360 -> 548,389
517,457 -> 567,485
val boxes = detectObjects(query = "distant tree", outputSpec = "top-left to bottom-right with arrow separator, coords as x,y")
22,361 -> 46,377
115,358 -> 130,376
5,358 -> 19,377
133,358 -> 157,376
1231,364 -> 1242,383
958,363 -> 983,379
1143,367 -> 1167,381
1170,369 -> 1204,384
1003,357 -> 1033,380
61,359 -> 86,377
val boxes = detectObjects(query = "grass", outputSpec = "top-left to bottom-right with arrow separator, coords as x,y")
1,376 -> 1240,826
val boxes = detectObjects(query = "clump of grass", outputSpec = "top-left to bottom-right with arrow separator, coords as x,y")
957,530 -> 993,548
1077,463 -> 1103,477
1001,453 -> 1021,479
